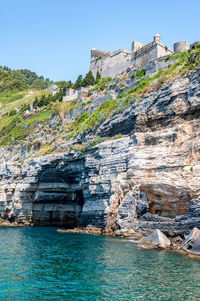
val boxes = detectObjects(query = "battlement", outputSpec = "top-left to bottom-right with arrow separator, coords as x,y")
90,48 -> 131,61
90,47 -> 131,78
91,34 -> 194,78
131,34 -> 174,69
90,48 -> 110,60
90,34 -> 200,79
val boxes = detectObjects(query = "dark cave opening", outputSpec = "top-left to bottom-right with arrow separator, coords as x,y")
31,159 -> 85,227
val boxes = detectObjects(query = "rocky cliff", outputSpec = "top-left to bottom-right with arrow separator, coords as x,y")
0,67 -> 200,237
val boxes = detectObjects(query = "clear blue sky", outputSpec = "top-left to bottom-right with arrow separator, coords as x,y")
0,0 -> 199,82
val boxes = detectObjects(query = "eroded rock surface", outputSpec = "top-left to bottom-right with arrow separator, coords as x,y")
0,69 -> 200,236
138,229 -> 171,249
191,236 -> 200,255
181,227 -> 200,253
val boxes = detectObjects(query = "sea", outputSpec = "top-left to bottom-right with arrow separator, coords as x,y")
0,227 -> 199,300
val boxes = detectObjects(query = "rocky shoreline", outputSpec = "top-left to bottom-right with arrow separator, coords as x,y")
57,226 -> 200,259
1,220 -> 200,259
0,68 -> 200,244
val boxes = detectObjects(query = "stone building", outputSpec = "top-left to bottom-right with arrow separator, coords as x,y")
63,87 -> 91,103
90,34 -> 174,78
77,87 -> 90,103
174,41 -> 190,53
90,48 -> 131,78
131,34 -> 174,69
63,88 -> 78,102
45,84 -> 60,95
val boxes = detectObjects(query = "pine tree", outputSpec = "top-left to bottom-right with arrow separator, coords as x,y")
82,70 -> 95,87
95,71 -> 101,83
73,75 -> 83,89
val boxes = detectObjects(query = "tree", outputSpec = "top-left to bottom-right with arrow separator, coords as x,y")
33,97 -> 39,108
66,80 -> 72,88
32,79 -> 49,89
55,80 -> 72,89
73,75 -> 83,89
95,71 -> 101,83
82,70 -> 95,87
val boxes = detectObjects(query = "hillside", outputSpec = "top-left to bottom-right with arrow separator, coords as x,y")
0,66 -> 53,91
0,45 -> 199,158
0,45 -> 199,237
0,66 -> 54,118
0,66 -> 67,149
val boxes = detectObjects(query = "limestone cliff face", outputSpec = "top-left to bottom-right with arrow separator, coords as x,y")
0,68 -> 200,236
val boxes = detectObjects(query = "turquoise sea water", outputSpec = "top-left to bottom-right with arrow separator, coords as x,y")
0,227 -> 200,300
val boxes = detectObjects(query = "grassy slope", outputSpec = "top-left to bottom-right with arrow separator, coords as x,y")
0,45 -> 199,154
0,89 -> 51,144
0,90 -> 49,114
60,48 -> 200,142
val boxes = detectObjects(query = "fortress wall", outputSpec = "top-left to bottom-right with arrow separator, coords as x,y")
146,58 -> 178,75
157,44 -> 174,58
90,58 -> 102,78
133,43 -> 173,70
101,51 -> 131,78
65,88 -> 78,97
174,41 -> 190,53
133,44 -> 157,69
63,89 -> 78,102
90,49 -> 110,78
90,35 -> 175,78
90,50 -> 131,78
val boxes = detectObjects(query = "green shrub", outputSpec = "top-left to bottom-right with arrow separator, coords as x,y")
52,99 -> 79,119
89,77 -> 113,92
186,46 -> 200,66
20,103 -> 30,112
120,84 -> 125,90
9,109 -> 17,116
44,148 -> 54,154
136,69 -> 145,79
95,71 -> 101,83
167,51 -> 187,62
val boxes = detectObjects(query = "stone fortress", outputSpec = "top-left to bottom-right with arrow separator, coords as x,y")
62,34 -> 199,103
90,34 -> 198,78
90,48 -> 131,79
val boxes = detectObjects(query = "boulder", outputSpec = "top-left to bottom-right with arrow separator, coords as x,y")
115,186 -> 139,230
190,235 -> 200,255
171,236 -> 183,248
181,227 -> 200,251
138,229 -> 171,249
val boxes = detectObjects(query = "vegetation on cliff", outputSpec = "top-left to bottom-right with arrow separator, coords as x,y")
73,70 -> 101,89
0,66 -> 53,91
0,45 -> 199,157
58,45 -> 200,142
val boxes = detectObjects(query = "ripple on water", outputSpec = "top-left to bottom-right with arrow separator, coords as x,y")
0,227 -> 200,300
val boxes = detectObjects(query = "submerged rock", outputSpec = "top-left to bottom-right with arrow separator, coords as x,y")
57,227 -> 102,235
138,229 -> 171,249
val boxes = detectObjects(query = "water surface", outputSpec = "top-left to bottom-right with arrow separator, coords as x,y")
0,227 -> 199,300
